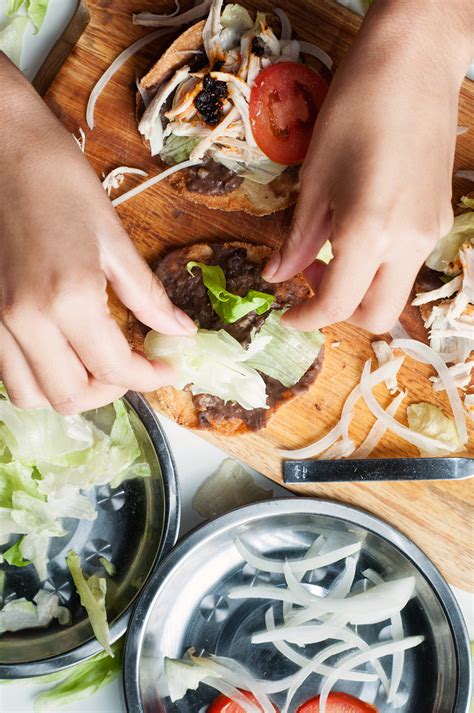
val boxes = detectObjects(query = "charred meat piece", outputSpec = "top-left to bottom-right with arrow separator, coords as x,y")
195,74 -> 228,125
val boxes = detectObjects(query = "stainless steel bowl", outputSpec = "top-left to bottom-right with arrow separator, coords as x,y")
0,392 -> 180,678
124,498 -> 471,713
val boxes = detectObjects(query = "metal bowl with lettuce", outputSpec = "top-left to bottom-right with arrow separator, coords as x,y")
0,388 -> 179,679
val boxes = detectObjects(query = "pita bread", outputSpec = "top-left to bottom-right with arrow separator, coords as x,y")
129,241 -> 324,434
138,21 -> 299,216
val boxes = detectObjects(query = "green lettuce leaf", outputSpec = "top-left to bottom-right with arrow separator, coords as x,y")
246,310 -> 325,387
460,195 -> 474,210
5,0 -> 27,15
187,261 -> 274,323
215,156 -> 286,185
3,537 -> 31,567
144,329 -> 268,410
425,208 -> 474,274
26,0 -> 49,33
0,15 -> 29,67
66,550 -> 112,656
160,134 -> 200,165
220,4 -> 253,32
407,402 -> 463,456
33,638 -> 123,712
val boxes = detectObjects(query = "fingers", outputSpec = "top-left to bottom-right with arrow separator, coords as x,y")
0,325 -> 48,409
262,173 -> 331,283
100,227 -> 196,335
281,226 -> 381,331
349,258 -> 422,334
2,311 -> 125,415
63,306 -> 175,394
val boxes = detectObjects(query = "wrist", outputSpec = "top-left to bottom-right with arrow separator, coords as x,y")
366,0 -> 473,79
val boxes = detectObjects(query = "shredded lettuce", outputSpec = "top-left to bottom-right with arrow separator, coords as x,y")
66,551 -> 112,656
33,638 -> 123,711
0,590 -> 70,634
215,156 -> 286,185
460,195 -> 474,210
187,261 -> 274,323
425,208 -> 474,274
316,240 -> 334,264
220,4 -> 253,32
407,403 -> 463,456
0,15 -> 28,66
0,390 -> 149,583
160,134 -> 200,165
3,537 -> 30,567
144,329 -> 269,410
247,310 -> 325,387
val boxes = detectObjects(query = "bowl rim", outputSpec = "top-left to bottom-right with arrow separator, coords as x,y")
0,391 -> 180,679
123,497 -> 472,713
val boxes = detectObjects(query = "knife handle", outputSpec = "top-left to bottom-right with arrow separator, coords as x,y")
283,457 -> 474,483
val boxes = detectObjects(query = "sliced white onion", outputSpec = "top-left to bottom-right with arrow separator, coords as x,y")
430,361 -> 473,392
411,275 -> 462,305
359,360 -> 461,453
464,393 -> 474,419
455,169 -> 474,181
328,556 -> 357,598
318,636 -> 424,713
281,642 -> 370,713
234,537 -> 361,576
262,608 -> 377,690
456,126 -> 469,136
363,569 -> 404,705
72,127 -> 86,152
86,28 -> 175,130
352,390 -> 406,459
133,0 -> 211,27
280,565 -> 415,627
111,158 -> 201,207
318,438 -> 355,459
203,677 -> 260,713
389,320 -> 411,340
294,40 -> 333,71
273,8 -> 291,41
372,340 -> 400,394
279,357 -> 404,458
136,77 -> 151,108
391,339 -> 468,445
102,166 -> 148,196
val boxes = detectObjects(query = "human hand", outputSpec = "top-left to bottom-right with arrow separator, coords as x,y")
0,54 -> 196,414
263,0 -> 474,334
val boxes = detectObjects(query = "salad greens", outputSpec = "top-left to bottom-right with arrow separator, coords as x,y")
145,328 -> 269,410
3,537 -> 30,567
0,15 -> 28,65
161,134 -> 200,165
425,208 -> 474,274
6,0 -> 49,33
187,261 -> 274,323
66,551 -> 112,657
246,310 -> 325,387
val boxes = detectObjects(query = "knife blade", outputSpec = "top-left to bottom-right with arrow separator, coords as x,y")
283,457 -> 474,483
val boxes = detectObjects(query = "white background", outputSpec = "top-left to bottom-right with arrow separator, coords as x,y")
0,3 -> 472,711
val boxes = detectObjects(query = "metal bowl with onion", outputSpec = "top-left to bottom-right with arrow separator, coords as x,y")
123,498 -> 471,713
0,392 -> 180,679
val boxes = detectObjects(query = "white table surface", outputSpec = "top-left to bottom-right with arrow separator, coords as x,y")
0,4 -> 472,711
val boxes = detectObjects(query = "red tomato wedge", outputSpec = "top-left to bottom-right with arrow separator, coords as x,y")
208,692 -> 280,713
296,693 -> 378,713
249,62 -> 329,165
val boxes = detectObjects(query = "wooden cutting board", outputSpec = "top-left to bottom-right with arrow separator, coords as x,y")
44,0 -> 474,589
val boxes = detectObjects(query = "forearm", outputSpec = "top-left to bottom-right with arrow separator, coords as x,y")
360,0 -> 474,82
0,52 -> 65,164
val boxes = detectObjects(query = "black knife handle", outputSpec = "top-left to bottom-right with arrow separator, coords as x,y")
283,457 -> 474,483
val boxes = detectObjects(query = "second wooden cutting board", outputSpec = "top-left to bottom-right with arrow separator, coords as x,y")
44,0 -> 474,589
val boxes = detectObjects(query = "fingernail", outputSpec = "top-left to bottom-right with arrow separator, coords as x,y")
262,252 -> 281,281
174,307 -> 197,334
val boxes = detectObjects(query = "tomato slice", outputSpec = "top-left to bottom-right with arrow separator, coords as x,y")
208,692 -> 280,713
249,62 -> 329,165
296,693 -> 378,713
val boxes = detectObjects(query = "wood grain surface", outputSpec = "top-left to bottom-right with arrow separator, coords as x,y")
44,0 -> 474,589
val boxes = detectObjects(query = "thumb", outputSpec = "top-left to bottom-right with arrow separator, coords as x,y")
262,176 -> 331,283
101,229 -> 196,335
